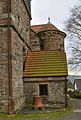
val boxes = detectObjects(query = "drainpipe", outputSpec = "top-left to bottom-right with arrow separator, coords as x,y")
7,0 -> 13,114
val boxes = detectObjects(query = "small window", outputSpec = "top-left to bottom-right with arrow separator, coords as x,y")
39,84 -> 48,96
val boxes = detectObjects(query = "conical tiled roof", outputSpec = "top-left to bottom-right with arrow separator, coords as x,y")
31,22 -> 59,33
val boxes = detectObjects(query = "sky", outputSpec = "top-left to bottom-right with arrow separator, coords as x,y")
31,0 -> 79,30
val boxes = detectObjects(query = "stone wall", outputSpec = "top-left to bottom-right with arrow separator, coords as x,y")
24,77 -> 66,107
0,1 -> 10,112
0,0 -> 8,21
0,27 -> 9,112
38,30 -> 65,51
11,29 -> 25,111
48,82 -> 65,104
30,29 -> 41,51
10,0 -> 31,112
0,0 -> 31,112
11,0 -> 30,46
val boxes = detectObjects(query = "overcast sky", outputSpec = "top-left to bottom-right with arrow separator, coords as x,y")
31,0 -> 79,30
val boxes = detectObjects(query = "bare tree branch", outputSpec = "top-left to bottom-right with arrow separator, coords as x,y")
64,4 -> 81,73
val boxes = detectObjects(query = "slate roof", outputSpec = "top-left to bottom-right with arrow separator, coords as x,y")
31,22 -> 59,33
23,51 -> 68,78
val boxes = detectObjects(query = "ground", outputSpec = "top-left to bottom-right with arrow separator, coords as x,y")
56,99 -> 81,120
0,98 -> 81,120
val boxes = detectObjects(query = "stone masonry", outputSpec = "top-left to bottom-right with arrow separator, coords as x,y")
24,77 -> 66,108
30,29 -> 41,51
0,0 -> 31,113
24,22 -> 67,108
0,0 -> 67,113
38,30 -> 65,51
30,23 -> 66,51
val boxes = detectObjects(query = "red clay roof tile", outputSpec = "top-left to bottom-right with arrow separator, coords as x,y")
31,23 -> 59,33
23,51 -> 68,77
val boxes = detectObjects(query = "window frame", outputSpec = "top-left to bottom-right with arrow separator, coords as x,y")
39,84 -> 48,96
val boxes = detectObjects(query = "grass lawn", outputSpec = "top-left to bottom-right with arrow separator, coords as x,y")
0,109 -> 71,120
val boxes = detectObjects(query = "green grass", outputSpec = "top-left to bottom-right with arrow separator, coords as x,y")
0,109 -> 71,120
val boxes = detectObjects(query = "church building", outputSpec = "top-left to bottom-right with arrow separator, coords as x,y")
0,0 -> 68,113
24,20 -> 68,109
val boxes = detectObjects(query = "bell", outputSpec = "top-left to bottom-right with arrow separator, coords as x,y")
33,96 -> 44,110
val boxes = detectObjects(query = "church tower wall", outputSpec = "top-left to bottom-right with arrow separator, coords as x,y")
0,0 -> 31,113
39,30 -> 66,51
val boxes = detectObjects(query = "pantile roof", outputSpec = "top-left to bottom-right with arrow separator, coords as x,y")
23,51 -> 68,77
31,22 -> 59,33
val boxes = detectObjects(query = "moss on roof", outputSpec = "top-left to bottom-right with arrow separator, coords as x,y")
23,51 -> 68,77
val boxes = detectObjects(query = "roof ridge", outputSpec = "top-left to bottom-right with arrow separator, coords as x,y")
31,23 -> 59,32
31,24 -> 46,27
